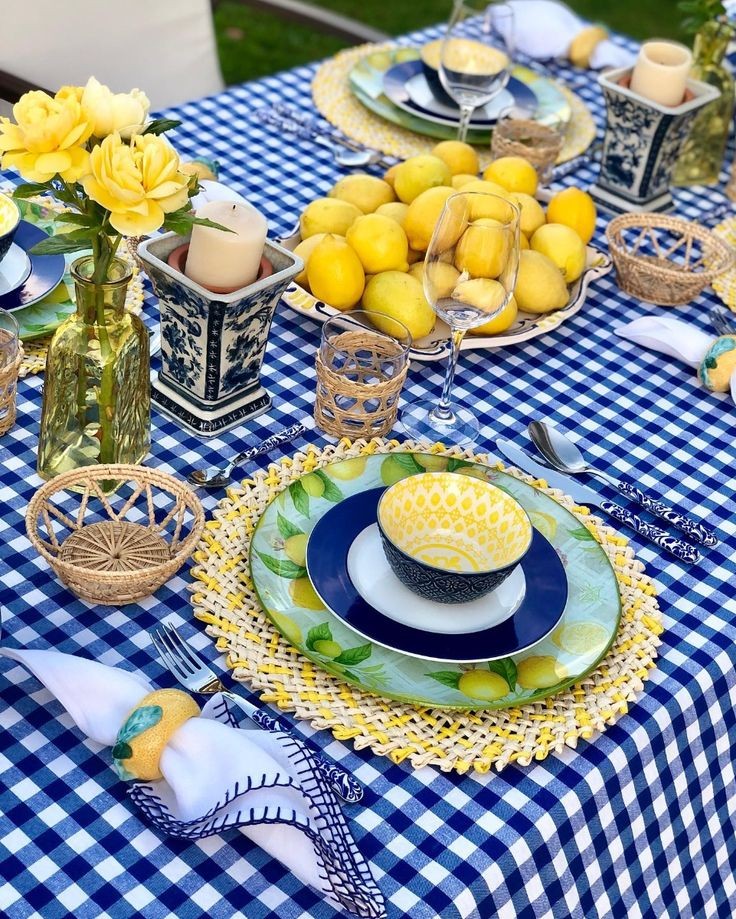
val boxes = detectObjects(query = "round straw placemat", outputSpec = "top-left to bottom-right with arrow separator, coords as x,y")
311,43 -> 596,168
711,216 -> 736,312
189,438 -> 662,774
2,194 -> 145,379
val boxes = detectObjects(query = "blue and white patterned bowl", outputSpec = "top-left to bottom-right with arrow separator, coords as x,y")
0,193 -> 21,264
376,471 -> 532,604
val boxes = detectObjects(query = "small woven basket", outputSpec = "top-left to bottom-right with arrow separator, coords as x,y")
0,346 -> 23,436
605,213 -> 735,306
26,465 -> 205,605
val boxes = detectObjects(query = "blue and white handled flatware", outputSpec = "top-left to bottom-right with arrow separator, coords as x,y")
496,440 -> 700,565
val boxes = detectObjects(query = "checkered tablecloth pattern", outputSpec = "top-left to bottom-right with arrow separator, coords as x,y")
1,24 -> 736,919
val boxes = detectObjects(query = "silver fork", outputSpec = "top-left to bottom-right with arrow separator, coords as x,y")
710,308 -> 736,336
150,621 -> 363,803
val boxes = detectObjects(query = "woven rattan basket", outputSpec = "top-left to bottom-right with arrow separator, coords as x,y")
26,465 -> 205,605
606,213 -> 735,306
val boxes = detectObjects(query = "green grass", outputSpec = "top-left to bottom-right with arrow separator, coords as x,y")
214,0 -> 687,85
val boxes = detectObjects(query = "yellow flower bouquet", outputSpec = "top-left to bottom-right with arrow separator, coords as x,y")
0,78 -> 224,477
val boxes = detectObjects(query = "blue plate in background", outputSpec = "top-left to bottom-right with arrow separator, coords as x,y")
0,220 -> 65,311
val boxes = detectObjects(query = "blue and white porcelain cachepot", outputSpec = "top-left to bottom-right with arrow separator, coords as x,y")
592,68 -> 720,214
138,233 -> 302,437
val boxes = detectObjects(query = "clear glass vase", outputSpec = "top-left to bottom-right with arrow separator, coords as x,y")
37,256 -> 150,480
673,19 -> 736,187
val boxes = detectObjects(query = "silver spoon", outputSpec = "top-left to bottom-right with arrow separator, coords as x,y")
527,420 -> 717,547
188,419 -> 310,489
313,135 -> 390,169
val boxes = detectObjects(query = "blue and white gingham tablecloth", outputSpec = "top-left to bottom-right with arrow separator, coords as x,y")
1,24 -> 735,919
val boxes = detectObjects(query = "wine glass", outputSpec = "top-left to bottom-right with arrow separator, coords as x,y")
401,191 -> 520,445
440,0 -> 514,142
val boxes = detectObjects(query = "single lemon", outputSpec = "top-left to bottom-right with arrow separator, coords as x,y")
313,639 -> 342,658
284,533 -> 308,567
380,455 -> 412,485
307,235 -> 365,310
301,473 -> 325,497
510,192 -> 545,237
458,180 -> 513,221
293,233 -> 337,288
514,250 -> 569,314
404,185 -> 456,251
517,656 -> 567,690
531,223 -> 586,283
467,293 -> 518,335
425,261 -> 461,299
363,270 -> 435,339
326,456 -> 368,480
346,213 -> 409,273
375,201 -> 409,228
408,262 -> 424,283
271,612 -> 303,646
454,219 -> 511,279
289,578 -> 325,611
383,163 -> 400,187
300,198 -> 362,238
527,510 -> 557,539
415,454 -> 448,471
329,173 -> 395,213
552,622 -> 609,655
452,173 -> 480,190
458,669 -> 509,701
483,156 -> 538,195
432,140 -> 480,176
393,154 -> 452,203
546,187 -> 597,244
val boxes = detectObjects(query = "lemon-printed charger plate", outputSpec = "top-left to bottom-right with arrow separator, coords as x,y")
250,452 -> 621,710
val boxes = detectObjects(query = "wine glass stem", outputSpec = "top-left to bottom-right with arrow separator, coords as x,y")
457,106 -> 474,143
434,327 -> 466,422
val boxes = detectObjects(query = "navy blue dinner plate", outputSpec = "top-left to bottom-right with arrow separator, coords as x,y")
0,220 -> 65,311
306,488 -> 568,663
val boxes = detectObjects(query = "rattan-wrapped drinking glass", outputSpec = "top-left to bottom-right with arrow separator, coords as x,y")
314,310 -> 411,439
491,111 -> 564,184
0,310 -> 22,436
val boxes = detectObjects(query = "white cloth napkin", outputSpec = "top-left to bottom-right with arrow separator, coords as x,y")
488,0 -> 635,69
0,647 -> 385,919
615,315 -> 736,405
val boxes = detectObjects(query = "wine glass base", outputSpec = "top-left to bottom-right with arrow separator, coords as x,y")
400,400 -> 480,446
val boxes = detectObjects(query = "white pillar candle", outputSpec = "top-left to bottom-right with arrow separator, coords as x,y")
630,41 -> 692,108
185,200 -> 268,292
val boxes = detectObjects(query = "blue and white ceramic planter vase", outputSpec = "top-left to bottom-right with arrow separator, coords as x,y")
592,68 -> 720,215
138,233 -> 302,437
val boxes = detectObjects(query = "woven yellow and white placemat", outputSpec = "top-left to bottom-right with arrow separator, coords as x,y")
189,438 -> 662,774
9,195 -> 144,379
712,217 -> 736,312
311,43 -> 596,168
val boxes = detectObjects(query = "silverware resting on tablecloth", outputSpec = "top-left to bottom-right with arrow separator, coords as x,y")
252,103 -> 394,169
151,620 -> 363,803
710,308 -> 736,336
495,439 -> 701,564
188,418 -> 310,488
528,421 -> 717,547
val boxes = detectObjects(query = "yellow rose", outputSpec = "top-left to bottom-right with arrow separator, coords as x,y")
82,132 -> 190,235
81,77 -> 150,139
0,88 -> 92,183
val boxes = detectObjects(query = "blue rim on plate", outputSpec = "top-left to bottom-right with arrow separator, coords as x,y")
0,220 -> 65,311
306,487 -> 568,663
382,59 -> 538,128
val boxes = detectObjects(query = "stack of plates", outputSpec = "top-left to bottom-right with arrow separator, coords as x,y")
348,47 -> 571,144
250,452 -> 622,711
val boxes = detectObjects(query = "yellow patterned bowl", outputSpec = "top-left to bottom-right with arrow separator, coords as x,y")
377,471 -> 532,604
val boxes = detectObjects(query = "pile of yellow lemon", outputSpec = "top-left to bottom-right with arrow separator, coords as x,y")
294,140 -> 597,340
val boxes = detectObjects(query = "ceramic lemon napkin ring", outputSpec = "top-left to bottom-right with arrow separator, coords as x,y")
0,647 -> 385,918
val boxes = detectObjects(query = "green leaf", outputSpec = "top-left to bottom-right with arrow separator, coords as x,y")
276,513 -> 304,539
142,117 -> 182,135
426,671 -> 461,689
55,212 -> 98,228
447,458 -> 473,472
112,741 -> 133,760
30,230 -> 95,255
487,658 -> 517,691
391,454 -> 424,473
289,480 -> 310,517
313,469 -> 343,503
568,525 -> 595,541
306,622 -> 333,651
333,643 -> 372,666
255,551 -> 306,579
12,182 -> 52,199
162,209 -> 234,237
116,705 -> 163,743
